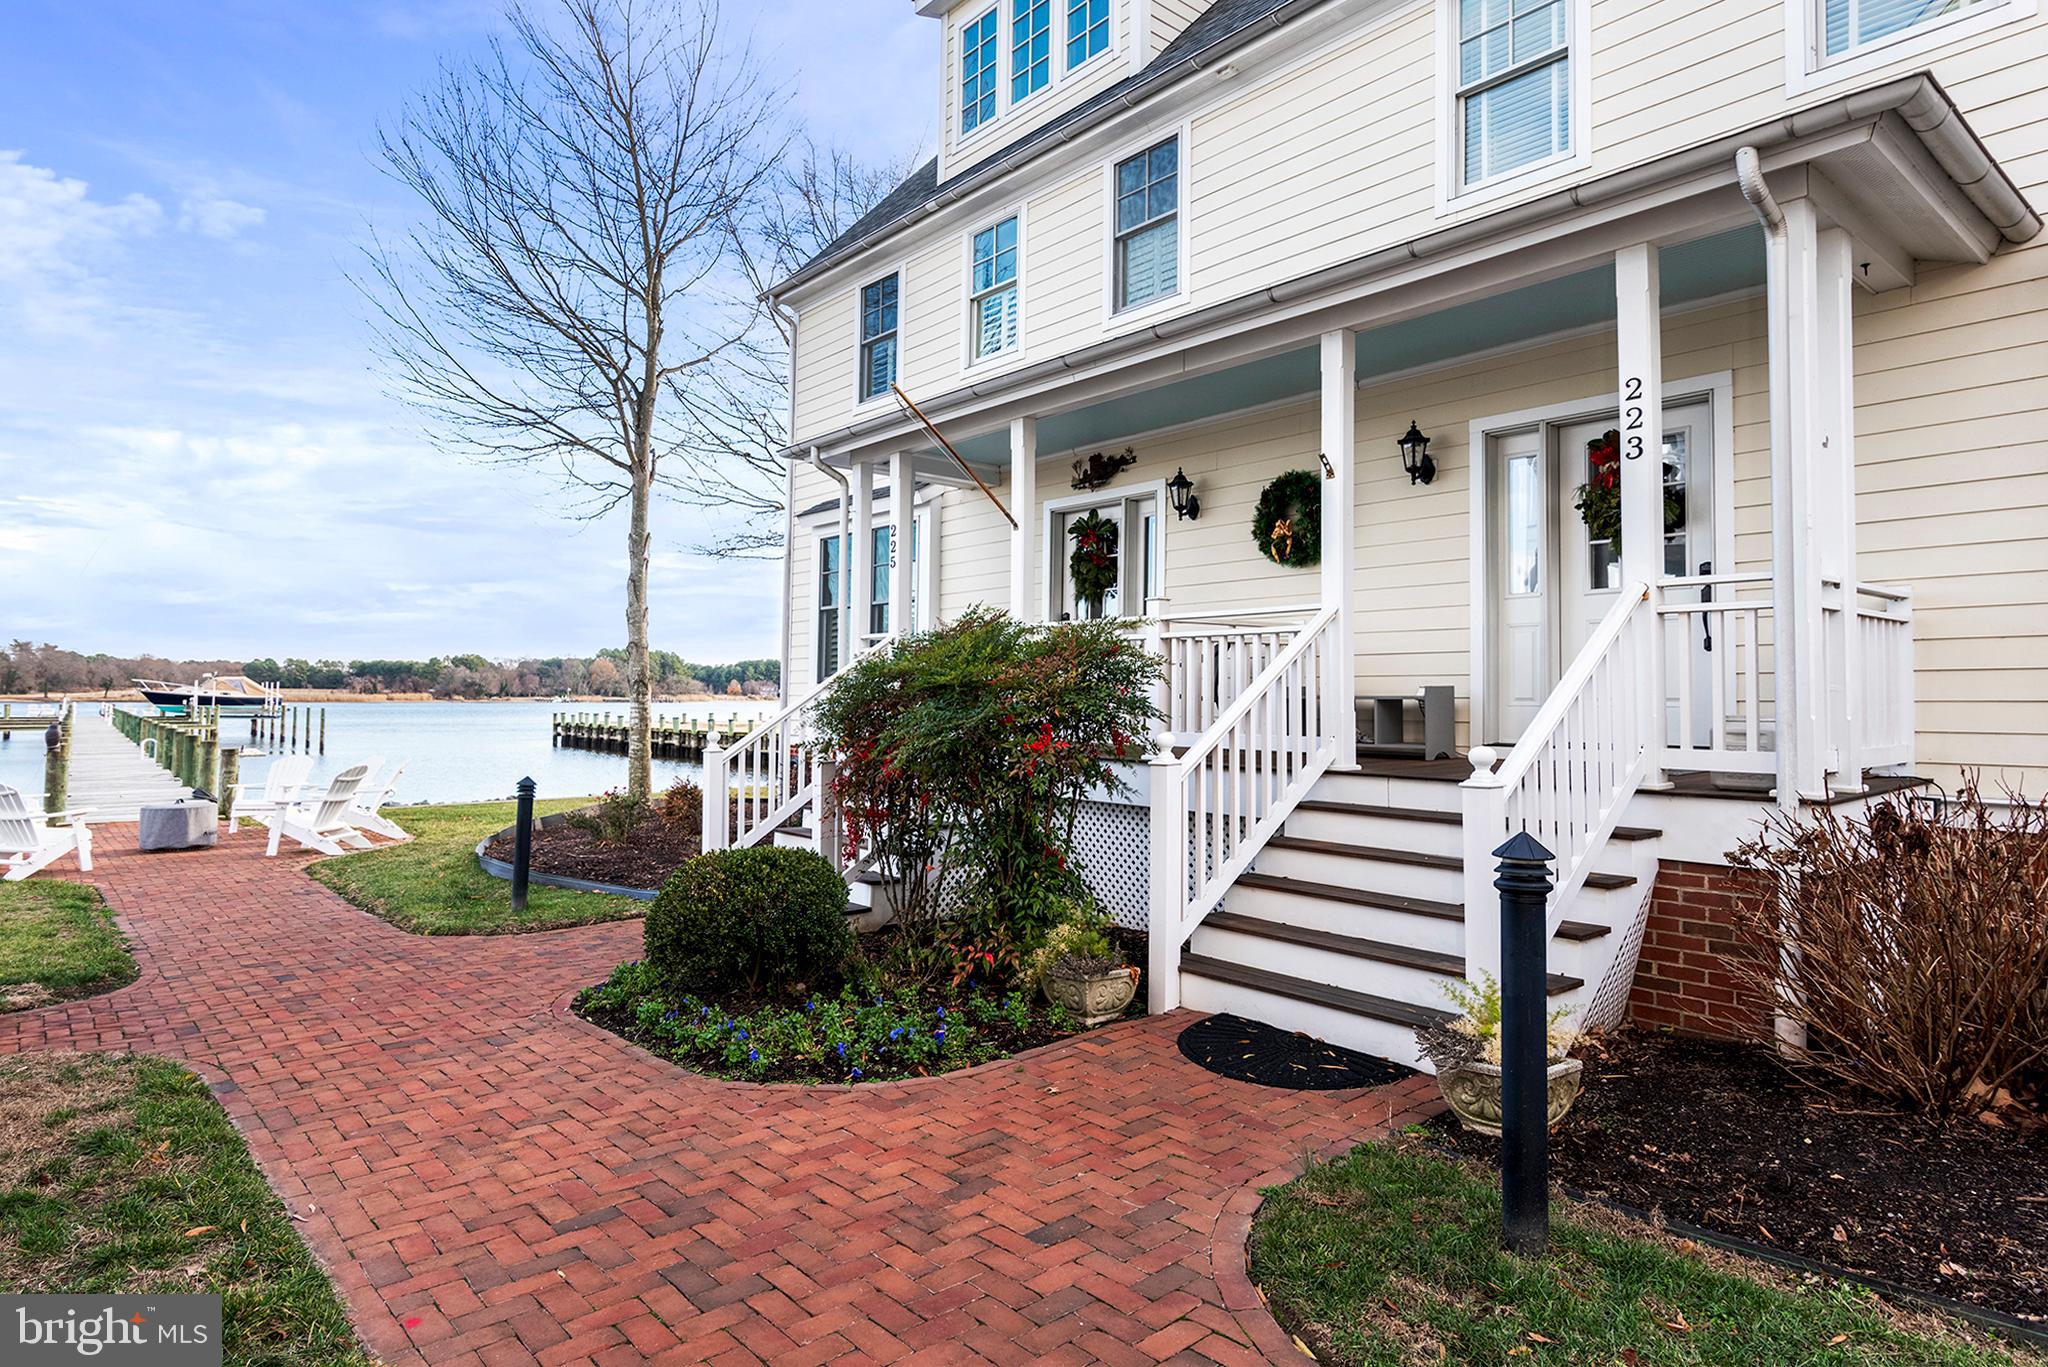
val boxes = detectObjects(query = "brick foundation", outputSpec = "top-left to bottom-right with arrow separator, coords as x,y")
1627,859 -> 1774,1039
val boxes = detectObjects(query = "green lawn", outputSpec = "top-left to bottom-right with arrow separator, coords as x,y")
0,880 -> 136,1011
1251,1140 -> 2036,1367
0,1052 -> 373,1366
306,798 -> 643,934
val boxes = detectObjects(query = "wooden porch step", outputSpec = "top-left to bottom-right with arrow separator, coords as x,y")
1263,834 -> 1639,890
1179,954 -> 1457,1032
1231,871 -> 1610,941
1292,799 -> 1660,842
1203,910 -> 1582,995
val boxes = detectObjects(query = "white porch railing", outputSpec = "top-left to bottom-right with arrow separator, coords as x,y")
1142,603 -> 1319,743
1463,583 -> 1658,981
1656,572 -> 1776,775
701,637 -> 892,855
1147,604 -> 1345,1011
1833,580 -> 1916,775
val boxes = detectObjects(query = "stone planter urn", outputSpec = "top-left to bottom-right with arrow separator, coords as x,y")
1436,1058 -> 1584,1136
1042,959 -> 1138,1026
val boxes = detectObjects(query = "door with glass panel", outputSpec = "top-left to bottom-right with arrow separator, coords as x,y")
1052,493 -> 1158,621
1492,429 -> 1551,740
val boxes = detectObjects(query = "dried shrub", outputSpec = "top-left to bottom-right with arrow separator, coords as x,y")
1726,780 -> 2048,1114
566,789 -> 647,846
658,778 -> 703,832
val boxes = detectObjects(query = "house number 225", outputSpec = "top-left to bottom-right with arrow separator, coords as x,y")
1622,377 -> 1647,459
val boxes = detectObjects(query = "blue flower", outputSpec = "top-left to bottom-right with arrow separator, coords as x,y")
804,999 -> 816,1013
889,1027 -> 903,1041
663,1009 -> 678,1021
748,1048 -> 759,1062
835,1042 -> 847,1057
737,1028 -> 749,1041
935,1006 -> 946,1019
850,1067 -> 863,1080
935,1028 -> 946,1044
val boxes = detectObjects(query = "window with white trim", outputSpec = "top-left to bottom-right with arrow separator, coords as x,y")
1012,0 -> 1051,101
962,7 -> 999,134
1067,0 -> 1110,68
816,533 -> 844,676
970,216 -> 1020,362
858,273 -> 899,403
1455,0 -> 1572,187
1819,0 -> 1990,57
1113,137 -> 1178,312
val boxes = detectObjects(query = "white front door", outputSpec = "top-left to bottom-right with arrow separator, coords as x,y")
1490,398 -> 1717,745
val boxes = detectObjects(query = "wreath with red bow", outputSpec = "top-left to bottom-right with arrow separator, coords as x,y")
1067,509 -> 1120,614
1573,428 -> 1684,554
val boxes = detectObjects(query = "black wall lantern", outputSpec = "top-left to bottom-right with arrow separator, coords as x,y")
1398,420 -> 1436,486
1167,466 -> 1201,521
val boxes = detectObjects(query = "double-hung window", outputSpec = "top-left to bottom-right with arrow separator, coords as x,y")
1820,0 -> 1991,59
858,273 -> 899,404
1012,0 -> 1051,101
1067,0 -> 1110,67
1113,138 -> 1178,312
970,216 -> 1019,362
816,534 -> 844,677
1455,0 -> 1572,187
962,8 -> 999,134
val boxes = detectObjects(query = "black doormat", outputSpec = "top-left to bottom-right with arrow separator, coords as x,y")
1177,1013 -> 1414,1091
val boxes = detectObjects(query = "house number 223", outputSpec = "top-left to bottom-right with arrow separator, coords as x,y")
1622,377 -> 1647,459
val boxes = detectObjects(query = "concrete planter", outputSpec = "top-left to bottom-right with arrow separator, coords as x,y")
1042,963 -> 1138,1026
1437,1058 -> 1584,1137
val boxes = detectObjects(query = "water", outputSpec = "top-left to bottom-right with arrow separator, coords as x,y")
0,699 -> 781,807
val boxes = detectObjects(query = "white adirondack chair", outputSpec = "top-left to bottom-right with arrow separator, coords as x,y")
0,784 -> 94,882
265,764 -> 373,857
347,760 -> 409,842
229,755 -> 313,835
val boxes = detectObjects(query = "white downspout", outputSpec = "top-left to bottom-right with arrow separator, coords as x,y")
1737,147 -> 1810,1056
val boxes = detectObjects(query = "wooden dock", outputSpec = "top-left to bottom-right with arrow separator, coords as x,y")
65,711 -> 192,823
552,712 -> 754,761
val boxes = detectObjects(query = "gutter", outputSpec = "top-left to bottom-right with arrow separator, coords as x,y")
784,73 -> 2037,463
770,0 -> 1337,301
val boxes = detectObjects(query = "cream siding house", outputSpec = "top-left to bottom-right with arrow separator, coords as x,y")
731,0 -> 2043,1067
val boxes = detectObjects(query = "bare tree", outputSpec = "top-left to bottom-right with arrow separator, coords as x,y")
669,141 -> 917,556
362,0 -> 774,798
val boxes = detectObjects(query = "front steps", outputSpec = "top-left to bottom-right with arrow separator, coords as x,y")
1180,763 -> 1660,1072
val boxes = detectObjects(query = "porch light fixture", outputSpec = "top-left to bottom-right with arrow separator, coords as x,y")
1167,467 -> 1201,521
1398,420 -> 1436,486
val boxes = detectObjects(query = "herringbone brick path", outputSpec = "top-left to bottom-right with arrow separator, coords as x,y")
0,830 -> 1439,1365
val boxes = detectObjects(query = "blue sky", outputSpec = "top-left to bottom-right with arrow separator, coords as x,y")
0,1 -> 932,664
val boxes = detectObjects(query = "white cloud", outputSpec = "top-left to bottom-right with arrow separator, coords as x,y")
0,150 -> 162,333
177,187 -> 266,240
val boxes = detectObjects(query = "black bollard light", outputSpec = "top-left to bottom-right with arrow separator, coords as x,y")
511,776 -> 536,913
1494,830 -> 1556,1257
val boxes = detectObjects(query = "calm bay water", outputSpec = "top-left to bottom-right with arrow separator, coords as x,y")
0,699 -> 780,807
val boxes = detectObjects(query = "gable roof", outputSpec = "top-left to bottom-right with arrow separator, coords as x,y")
772,0 -> 1331,298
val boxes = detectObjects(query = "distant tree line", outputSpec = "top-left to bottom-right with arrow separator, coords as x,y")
1,640 -> 777,701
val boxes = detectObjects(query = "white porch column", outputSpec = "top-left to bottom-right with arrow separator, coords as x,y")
1615,243 -> 1668,786
1319,329 -> 1358,761
1009,417 -> 1039,620
1770,199 -> 1831,805
850,460 -> 874,650
889,449 -> 915,636
1816,226 -> 1862,792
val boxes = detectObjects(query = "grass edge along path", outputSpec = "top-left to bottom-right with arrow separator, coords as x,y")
307,797 -> 642,935
0,880 -> 137,1012
1250,1139 -> 2038,1367
0,1052 -> 374,1367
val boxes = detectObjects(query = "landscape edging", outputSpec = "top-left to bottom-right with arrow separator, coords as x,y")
473,813 -> 659,902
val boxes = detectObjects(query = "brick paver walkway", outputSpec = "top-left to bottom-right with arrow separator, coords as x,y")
0,830 -> 1439,1366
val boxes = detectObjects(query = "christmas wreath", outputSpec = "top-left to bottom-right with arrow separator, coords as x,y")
1572,428 -> 1684,555
1251,469 -> 1322,568
1068,509 -> 1120,615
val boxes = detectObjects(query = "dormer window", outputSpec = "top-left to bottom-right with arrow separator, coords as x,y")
962,7 -> 999,134
1067,0 -> 1110,67
1012,0 -> 1051,101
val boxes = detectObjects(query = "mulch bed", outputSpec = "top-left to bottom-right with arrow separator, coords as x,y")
484,814 -> 698,891
1431,1029 -> 2048,1323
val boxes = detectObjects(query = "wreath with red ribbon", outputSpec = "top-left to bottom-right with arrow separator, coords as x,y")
1067,509 -> 1120,614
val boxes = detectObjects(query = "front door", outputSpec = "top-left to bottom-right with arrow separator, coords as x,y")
1490,398 -> 1717,744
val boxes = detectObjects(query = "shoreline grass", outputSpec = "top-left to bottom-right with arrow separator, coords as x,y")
1251,1139 -> 2036,1366
0,881 -> 137,1012
307,797 -> 642,935
0,1052 -> 374,1365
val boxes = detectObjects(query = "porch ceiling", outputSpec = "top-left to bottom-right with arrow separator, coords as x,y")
945,226 -> 1766,470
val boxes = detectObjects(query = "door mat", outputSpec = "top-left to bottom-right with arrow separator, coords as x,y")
1176,1013 -> 1413,1091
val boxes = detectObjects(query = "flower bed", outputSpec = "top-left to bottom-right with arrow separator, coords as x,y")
574,959 -> 1101,1084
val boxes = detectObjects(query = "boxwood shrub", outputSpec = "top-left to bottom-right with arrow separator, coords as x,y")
645,846 -> 853,998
